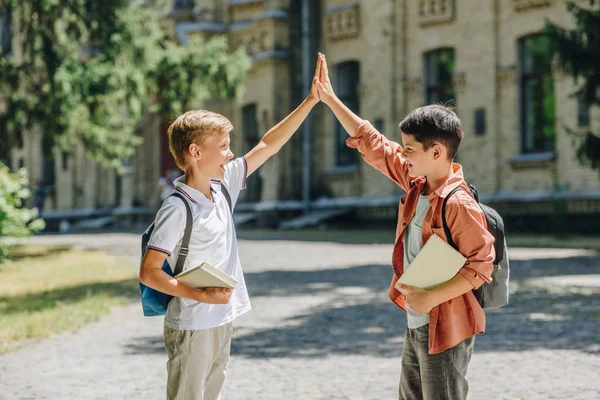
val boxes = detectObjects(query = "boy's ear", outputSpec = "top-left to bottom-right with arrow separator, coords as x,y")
188,142 -> 202,161
431,142 -> 444,160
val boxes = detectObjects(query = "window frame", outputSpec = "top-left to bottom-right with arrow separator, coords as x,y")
424,48 -> 456,105
518,34 -> 556,154
333,60 -> 360,167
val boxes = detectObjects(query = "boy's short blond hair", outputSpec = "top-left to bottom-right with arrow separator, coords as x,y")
167,110 -> 233,170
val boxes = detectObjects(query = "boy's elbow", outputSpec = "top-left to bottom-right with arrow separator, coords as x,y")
263,141 -> 282,156
139,265 -> 153,286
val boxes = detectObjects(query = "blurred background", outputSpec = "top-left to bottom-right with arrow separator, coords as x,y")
1,2 -> 600,398
1,0 -> 599,235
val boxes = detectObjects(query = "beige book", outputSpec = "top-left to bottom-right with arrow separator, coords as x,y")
175,262 -> 237,289
395,234 -> 467,292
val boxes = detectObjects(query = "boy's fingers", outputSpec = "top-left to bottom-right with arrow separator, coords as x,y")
315,79 -> 325,93
321,54 -> 329,82
397,283 -> 413,295
314,54 -> 321,80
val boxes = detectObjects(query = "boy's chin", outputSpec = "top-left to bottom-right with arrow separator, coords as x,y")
214,170 -> 225,180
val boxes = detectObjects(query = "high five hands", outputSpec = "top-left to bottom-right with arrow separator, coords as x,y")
308,52 -> 337,106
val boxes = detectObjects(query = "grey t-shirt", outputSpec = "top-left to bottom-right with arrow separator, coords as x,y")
404,194 -> 431,329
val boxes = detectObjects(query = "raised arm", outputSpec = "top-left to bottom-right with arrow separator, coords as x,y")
244,56 -> 321,177
314,53 -> 363,136
315,53 -> 412,191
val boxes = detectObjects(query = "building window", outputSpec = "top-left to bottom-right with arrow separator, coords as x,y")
242,104 -> 262,202
578,100 -> 590,127
474,108 -> 486,135
62,152 -> 69,171
242,104 -> 258,153
41,133 -> 56,189
173,0 -> 194,10
374,118 -> 384,134
519,35 -> 555,153
424,48 -> 455,104
334,61 -> 360,167
0,4 -> 11,56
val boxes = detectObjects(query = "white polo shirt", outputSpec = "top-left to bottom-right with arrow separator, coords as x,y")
147,157 -> 251,330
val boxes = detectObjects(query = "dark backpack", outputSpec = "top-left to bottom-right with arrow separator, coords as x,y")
442,184 -> 510,309
139,186 -> 233,316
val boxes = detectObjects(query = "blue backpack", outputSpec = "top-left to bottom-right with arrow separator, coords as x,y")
139,186 -> 233,316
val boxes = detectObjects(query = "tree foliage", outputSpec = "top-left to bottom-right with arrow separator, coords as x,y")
0,0 -> 250,169
0,162 -> 45,262
545,2 -> 600,170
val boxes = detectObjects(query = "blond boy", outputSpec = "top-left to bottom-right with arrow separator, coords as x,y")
139,57 -> 323,399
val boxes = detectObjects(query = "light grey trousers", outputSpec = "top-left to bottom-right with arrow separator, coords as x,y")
399,325 -> 475,400
164,322 -> 233,400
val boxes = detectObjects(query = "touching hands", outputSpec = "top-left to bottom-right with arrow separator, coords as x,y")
307,54 -> 322,105
313,53 -> 336,106
396,283 -> 436,315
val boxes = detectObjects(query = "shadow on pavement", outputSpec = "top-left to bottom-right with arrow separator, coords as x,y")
233,251 -> 600,358
123,251 -> 600,358
124,336 -> 166,355
236,228 -> 396,245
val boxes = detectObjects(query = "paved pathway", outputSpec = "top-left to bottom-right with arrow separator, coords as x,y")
1,233 -> 599,399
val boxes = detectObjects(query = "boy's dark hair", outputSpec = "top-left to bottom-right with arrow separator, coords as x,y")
398,104 -> 463,160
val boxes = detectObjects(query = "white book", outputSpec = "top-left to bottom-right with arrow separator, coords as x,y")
175,262 -> 237,289
395,234 -> 467,292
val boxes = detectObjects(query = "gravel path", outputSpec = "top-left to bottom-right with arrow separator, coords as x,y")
1,233 -> 599,399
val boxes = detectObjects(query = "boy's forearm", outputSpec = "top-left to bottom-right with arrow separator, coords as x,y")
260,97 -> 317,152
429,273 -> 473,307
141,267 -> 201,301
326,95 -> 363,137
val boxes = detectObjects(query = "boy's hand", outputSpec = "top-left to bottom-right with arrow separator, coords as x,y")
397,283 -> 435,315
307,54 -> 322,105
314,53 -> 337,106
195,287 -> 233,304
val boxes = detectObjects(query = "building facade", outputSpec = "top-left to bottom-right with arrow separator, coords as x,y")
3,0 -> 600,232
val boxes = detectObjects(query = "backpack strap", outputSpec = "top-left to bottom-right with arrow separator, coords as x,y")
441,186 -> 467,251
170,192 -> 193,276
168,184 -> 232,276
220,184 -> 233,214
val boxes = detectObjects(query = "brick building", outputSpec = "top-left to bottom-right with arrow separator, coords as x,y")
3,0 -> 599,232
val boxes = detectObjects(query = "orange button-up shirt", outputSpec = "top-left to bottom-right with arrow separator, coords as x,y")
347,121 -> 495,354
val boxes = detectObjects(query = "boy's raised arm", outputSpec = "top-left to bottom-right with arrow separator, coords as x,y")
315,53 -> 412,191
244,56 -> 321,178
313,53 -> 363,136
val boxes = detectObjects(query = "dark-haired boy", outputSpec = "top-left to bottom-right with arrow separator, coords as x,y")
314,53 -> 494,400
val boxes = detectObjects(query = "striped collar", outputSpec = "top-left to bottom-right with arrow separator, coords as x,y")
173,176 -> 217,204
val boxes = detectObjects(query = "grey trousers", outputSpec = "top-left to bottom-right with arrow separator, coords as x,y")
399,325 -> 475,400
164,323 -> 233,400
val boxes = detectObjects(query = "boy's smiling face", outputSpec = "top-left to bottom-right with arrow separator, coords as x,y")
401,131 -> 437,178
197,129 -> 234,180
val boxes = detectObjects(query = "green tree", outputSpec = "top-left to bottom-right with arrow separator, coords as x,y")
0,162 -> 45,262
545,2 -> 600,170
0,0 -> 250,170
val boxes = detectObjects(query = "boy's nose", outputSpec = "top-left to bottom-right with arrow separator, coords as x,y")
227,151 -> 234,160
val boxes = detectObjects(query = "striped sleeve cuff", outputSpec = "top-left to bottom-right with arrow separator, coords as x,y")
241,157 -> 248,190
147,245 -> 172,256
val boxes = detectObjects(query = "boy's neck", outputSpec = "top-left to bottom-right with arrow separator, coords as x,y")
183,166 -> 213,201
424,164 -> 454,195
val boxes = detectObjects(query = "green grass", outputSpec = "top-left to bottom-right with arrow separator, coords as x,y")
0,245 -> 138,353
